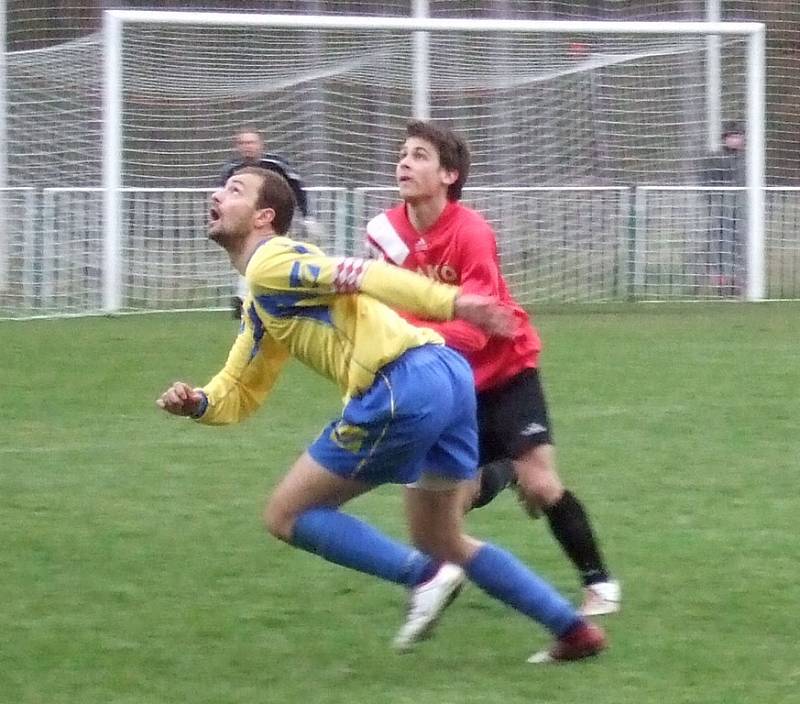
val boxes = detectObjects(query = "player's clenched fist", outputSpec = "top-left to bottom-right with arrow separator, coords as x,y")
156,381 -> 204,416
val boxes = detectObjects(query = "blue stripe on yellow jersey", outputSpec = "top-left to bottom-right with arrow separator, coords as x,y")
197,235 -> 459,426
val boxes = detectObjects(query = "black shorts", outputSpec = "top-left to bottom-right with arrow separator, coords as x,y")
477,368 -> 552,465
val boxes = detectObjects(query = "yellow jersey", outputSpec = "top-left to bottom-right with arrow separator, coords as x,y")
197,236 -> 458,425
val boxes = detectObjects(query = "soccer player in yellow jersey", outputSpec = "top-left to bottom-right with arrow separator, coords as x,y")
156,167 -> 606,663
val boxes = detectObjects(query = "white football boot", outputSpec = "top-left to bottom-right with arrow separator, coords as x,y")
580,579 -> 621,616
392,563 -> 466,651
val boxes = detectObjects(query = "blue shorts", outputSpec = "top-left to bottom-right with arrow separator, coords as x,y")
309,344 -> 478,485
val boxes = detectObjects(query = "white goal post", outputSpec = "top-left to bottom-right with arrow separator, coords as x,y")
98,11 -> 766,312
0,12 -> 774,317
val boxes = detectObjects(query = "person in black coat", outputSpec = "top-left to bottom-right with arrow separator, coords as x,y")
703,121 -> 746,295
220,129 -> 320,317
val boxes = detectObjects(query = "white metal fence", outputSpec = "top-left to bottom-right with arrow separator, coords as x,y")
2,185 -> 800,318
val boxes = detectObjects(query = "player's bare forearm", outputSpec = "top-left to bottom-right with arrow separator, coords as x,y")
454,293 -> 516,338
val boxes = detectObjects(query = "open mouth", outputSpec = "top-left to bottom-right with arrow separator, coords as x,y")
208,207 -> 221,223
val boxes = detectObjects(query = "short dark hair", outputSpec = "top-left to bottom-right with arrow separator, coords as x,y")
235,126 -> 262,139
405,120 -> 470,201
236,166 -> 296,234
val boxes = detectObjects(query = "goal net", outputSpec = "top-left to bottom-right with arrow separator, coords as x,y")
1,12 -> 767,317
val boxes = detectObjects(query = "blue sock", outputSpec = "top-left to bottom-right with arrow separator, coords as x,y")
465,543 -> 582,637
291,507 -> 436,588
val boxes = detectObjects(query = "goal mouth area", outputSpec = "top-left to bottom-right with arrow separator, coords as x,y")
1,12 -> 769,318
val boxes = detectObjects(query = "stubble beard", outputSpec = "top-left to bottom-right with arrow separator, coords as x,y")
208,224 -> 240,254
208,226 -> 227,247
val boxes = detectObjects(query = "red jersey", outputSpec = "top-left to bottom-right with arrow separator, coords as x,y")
366,201 -> 541,391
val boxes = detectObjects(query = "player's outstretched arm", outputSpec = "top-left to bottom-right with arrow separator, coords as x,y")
156,381 -> 205,417
332,257 -> 516,337
336,257 -> 515,335
252,248 -> 516,338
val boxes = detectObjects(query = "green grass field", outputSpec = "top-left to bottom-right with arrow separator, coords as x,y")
2,304 -> 798,704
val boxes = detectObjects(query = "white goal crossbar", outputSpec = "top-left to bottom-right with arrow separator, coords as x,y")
102,11 -> 766,310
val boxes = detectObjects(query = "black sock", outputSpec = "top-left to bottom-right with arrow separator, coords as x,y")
544,490 -> 610,586
470,459 -> 516,509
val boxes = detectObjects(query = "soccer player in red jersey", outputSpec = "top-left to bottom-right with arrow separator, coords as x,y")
366,121 -> 620,630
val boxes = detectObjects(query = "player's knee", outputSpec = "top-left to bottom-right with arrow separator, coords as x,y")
515,447 -> 563,507
518,473 -> 563,508
262,500 -> 294,542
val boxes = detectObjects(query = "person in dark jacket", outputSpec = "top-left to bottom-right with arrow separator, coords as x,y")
221,129 -> 320,317
703,121 -> 746,295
